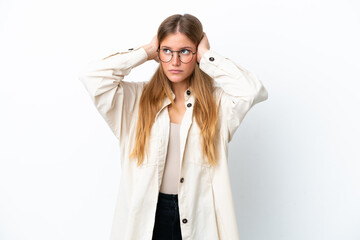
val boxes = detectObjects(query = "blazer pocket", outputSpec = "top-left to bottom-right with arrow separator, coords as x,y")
186,128 -> 212,168
139,135 -> 161,167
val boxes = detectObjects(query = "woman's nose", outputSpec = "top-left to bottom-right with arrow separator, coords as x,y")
171,52 -> 181,66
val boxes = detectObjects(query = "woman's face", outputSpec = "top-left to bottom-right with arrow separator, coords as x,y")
159,32 -> 197,84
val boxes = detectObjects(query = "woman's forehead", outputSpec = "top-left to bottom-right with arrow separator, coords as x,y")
160,32 -> 196,49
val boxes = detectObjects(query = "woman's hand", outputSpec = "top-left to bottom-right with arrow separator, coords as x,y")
141,35 -> 159,62
197,32 -> 210,63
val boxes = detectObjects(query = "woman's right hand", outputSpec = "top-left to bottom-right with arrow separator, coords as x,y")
197,32 -> 210,63
141,35 -> 159,62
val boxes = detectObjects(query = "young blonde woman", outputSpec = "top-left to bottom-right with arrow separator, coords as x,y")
79,14 -> 268,240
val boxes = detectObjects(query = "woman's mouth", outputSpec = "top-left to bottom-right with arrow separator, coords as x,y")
169,70 -> 183,74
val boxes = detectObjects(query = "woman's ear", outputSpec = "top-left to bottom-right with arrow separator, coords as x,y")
154,55 -> 159,63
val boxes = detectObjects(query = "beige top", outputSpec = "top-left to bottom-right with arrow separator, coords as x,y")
159,122 -> 181,194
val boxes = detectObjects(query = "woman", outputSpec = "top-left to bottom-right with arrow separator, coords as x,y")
79,14 -> 268,240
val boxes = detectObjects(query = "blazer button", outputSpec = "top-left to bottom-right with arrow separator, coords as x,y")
182,218 -> 188,224
180,177 -> 184,183
187,103 -> 192,108
209,57 -> 215,61
186,90 -> 191,95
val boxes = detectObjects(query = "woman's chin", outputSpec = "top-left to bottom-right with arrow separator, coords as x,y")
167,75 -> 188,84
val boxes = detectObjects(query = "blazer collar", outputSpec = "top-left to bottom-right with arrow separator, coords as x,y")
155,86 -> 195,121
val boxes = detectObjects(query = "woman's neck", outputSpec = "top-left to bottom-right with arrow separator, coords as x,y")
171,80 -> 189,102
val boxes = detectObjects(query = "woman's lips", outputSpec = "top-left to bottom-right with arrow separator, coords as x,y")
169,70 -> 183,74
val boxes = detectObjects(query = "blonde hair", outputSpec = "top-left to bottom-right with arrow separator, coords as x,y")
129,14 -> 219,167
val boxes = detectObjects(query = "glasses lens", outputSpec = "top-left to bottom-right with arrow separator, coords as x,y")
179,54 -> 193,63
159,49 -> 172,62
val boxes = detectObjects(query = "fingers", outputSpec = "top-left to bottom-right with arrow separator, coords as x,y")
151,35 -> 159,49
152,35 -> 159,62
141,35 -> 159,61
197,32 -> 210,63
198,32 -> 210,48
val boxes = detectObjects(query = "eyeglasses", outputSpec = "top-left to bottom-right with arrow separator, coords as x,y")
157,48 -> 197,64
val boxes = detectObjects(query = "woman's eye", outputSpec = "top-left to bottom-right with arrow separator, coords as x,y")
162,49 -> 171,54
181,49 -> 190,54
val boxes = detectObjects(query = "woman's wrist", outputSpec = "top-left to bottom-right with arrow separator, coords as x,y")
141,44 -> 157,60
141,35 -> 159,61
197,33 -> 211,63
197,48 -> 210,63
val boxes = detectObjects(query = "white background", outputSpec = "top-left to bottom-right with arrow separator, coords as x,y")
1,0 -> 359,239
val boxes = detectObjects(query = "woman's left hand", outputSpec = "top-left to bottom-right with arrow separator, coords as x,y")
197,32 -> 210,63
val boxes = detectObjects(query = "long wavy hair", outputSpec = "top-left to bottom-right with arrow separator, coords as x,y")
129,14 -> 219,167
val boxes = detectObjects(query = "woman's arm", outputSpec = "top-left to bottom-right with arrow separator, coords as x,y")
198,34 -> 268,142
78,46 -> 150,140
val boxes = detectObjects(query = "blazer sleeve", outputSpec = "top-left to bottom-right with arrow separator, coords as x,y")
199,50 -> 268,142
78,47 -> 148,140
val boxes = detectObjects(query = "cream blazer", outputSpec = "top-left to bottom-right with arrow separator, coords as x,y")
78,47 -> 268,240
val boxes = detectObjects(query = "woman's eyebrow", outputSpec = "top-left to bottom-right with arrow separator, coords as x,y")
161,46 -> 193,49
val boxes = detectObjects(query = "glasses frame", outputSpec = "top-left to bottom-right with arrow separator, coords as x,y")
157,48 -> 197,64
